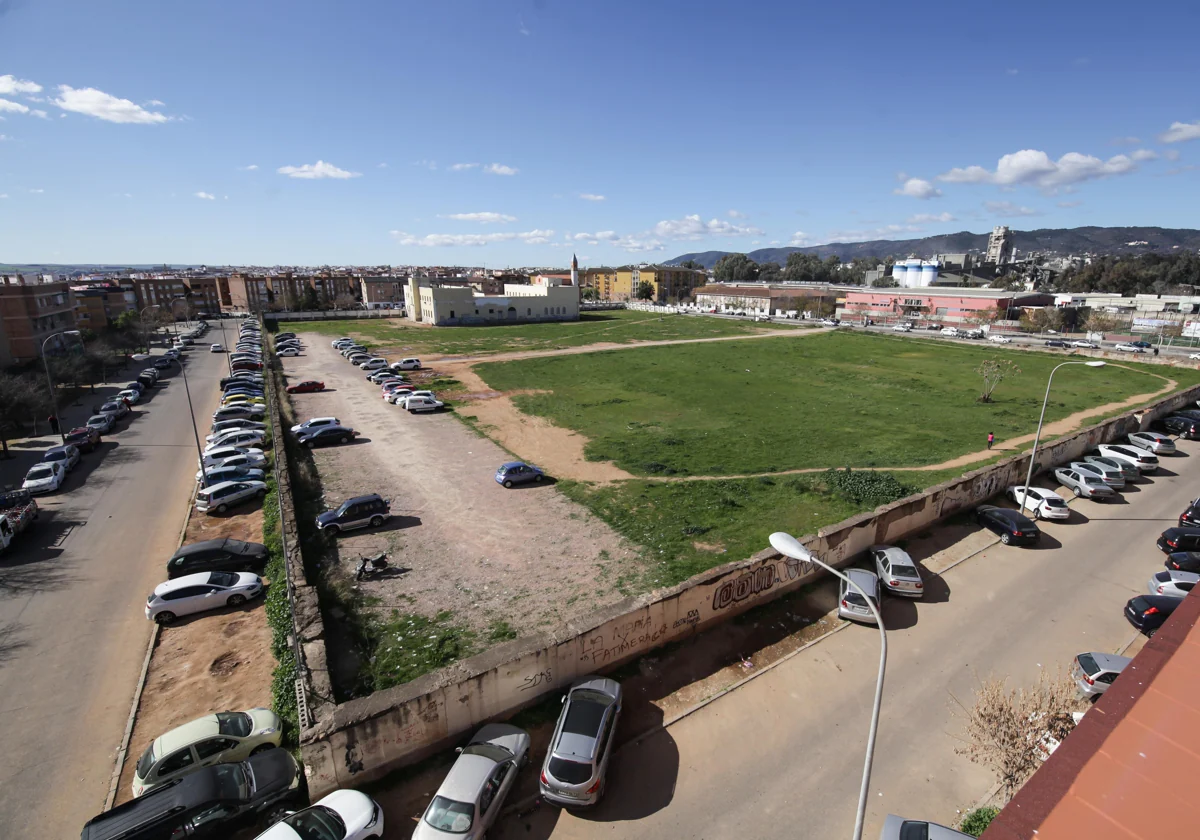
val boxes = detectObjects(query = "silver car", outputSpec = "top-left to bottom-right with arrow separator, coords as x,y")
1084,454 -> 1139,481
870,545 -> 924,597
838,568 -> 881,624
1068,460 -> 1125,489
1128,431 -> 1176,455
195,479 -> 267,514
413,724 -> 530,840
1073,651 -> 1131,700
540,677 -> 622,807
1054,467 -> 1115,499
879,815 -> 972,839
1147,569 -> 1200,598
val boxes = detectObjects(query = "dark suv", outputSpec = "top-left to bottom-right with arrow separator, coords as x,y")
316,494 -> 391,535
1156,527 -> 1200,554
1162,414 -> 1200,439
80,750 -> 302,840
539,676 -> 622,807
167,538 -> 270,579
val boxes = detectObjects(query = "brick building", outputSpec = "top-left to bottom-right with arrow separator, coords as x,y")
0,275 -> 78,366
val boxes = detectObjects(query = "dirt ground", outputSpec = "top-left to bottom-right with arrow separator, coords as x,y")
281,338 -> 642,643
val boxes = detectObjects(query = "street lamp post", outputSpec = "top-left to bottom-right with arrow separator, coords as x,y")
1020,360 -> 1107,510
132,352 -> 208,487
769,532 -> 886,840
41,330 -> 83,445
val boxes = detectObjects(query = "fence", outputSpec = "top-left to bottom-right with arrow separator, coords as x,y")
264,310 -> 402,322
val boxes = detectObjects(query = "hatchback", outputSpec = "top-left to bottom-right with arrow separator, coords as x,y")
42,444 -> 81,472
1005,485 -> 1070,519
117,388 -> 142,405
315,494 -> 390,535
1128,431 -> 1176,455
1166,551 -> 1200,573
256,789 -> 384,840
195,480 -> 267,514
392,357 -> 422,370
1156,527 -> 1200,554
1083,454 -> 1139,481
1147,569 -> 1200,598
1162,414 -> 1200,439
201,446 -> 265,468
838,568 -> 881,623
1068,460 -> 1124,489
87,414 -> 116,433
1179,502 -> 1200,527
975,505 -> 1040,545
870,545 -> 924,597
277,347 -> 300,357
1073,651 -> 1132,701
145,571 -> 264,624
22,461 -> 65,494
206,430 -> 266,451
539,678 -> 622,807
1095,444 -> 1158,472
291,416 -> 340,434
100,400 -> 130,418
1124,594 -> 1180,637
1044,339 -> 1068,348
1053,467 -> 1115,499
198,454 -> 266,478
167,538 -> 269,579
495,462 -> 545,488
297,425 -> 359,448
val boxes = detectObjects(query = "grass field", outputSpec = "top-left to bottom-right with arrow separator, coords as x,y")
281,310 -> 804,358
476,331 -> 1196,476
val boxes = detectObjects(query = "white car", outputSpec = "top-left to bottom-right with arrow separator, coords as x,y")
1005,485 -> 1070,520
145,571 -> 264,624
207,419 -> 266,443
940,327 -> 959,337
1069,460 -> 1125,488
404,396 -> 445,413
210,343 -> 225,352
1189,353 -> 1200,361
1094,443 -> 1158,472
869,545 -> 924,597
1114,343 -> 1145,353
117,388 -> 142,405
22,461 -> 65,494
359,358 -> 389,371
393,390 -> 435,407
891,323 -> 912,332
1071,340 -> 1099,349
277,347 -> 300,357
988,335 -> 1013,344
200,445 -> 266,468
254,789 -> 384,840
197,452 -> 267,478
206,430 -> 266,451
392,357 -> 422,371
291,416 -> 340,435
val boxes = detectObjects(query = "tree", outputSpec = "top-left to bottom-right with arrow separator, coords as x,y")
635,281 -> 655,301
964,309 -> 1000,328
677,259 -> 704,270
0,373 -> 51,457
333,293 -> 358,310
757,261 -> 782,284
713,253 -> 760,283
976,358 -> 1021,403
300,286 -> 320,311
871,275 -> 898,288
580,286 -> 599,301
952,670 -> 1080,800
1018,308 -> 1062,334
1084,310 -> 1121,334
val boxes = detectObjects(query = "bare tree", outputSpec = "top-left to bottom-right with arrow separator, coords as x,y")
976,359 -> 1021,403
0,373 -> 51,457
1084,310 -> 1121,334
952,670 -> 1081,801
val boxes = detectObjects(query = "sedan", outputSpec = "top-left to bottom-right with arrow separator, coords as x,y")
65,426 -> 101,453
1071,340 -> 1099,349
254,789 -> 384,840
975,505 -> 1040,545
131,707 -> 283,797
870,545 -> 924,597
291,416 -> 340,434
412,724 -> 529,840
145,571 -> 264,624
206,430 -> 266,451
297,425 -> 359,448
199,465 -> 266,486
201,445 -> 266,467
1114,343 -> 1146,353
1179,503 -> 1200,527
1083,453 -> 1140,481
22,462 -> 65,494
1053,467 -> 1115,500
1005,485 -> 1070,519
1148,569 -> 1199,599
1165,551 -> 1200,573
199,453 -> 267,477
988,335 -> 1012,344
214,404 -> 266,421
1068,460 -> 1124,489
1128,431 -> 1176,455
222,375 -> 264,389
838,568 -> 881,623
167,538 -> 269,579
117,389 -> 142,405
1044,339 -> 1068,348
153,357 -> 174,369
232,361 -> 264,372
1073,652 -> 1131,702
1157,527 -> 1200,554
210,343 -> 225,352
495,462 -> 545,488
208,419 -> 267,442
277,347 -> 300,357
42,444 -> 81,472
1124,594 -> 1180,637
100,400 -> 130,418
286,380 -> 325,394
86,414 -> 115,434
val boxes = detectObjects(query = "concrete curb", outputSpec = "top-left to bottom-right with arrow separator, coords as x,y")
103,477 -> 196,810
1115,630 -> 1142,657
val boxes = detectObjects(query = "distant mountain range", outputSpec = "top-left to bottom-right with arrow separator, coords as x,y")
667,226 -> 1200,269
0,263 -> 204,275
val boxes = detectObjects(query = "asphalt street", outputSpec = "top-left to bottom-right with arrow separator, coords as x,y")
0,342 -> 226,840
491,439 -> 1200,840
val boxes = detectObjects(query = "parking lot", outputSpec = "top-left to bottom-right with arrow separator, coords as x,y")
279,337 -> 641,647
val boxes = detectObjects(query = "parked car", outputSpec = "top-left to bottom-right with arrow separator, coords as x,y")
277,347 -> 300,357
367,369 -> 399,384
199,453 -> 267,477
1073,652 -> 1132,702
1005,486 -> 1071,519
100,400 -> 131,419
254,789 -> 384,840
869,545 -> 924,597
891,323 -> 912,332
195,480 -> 268,514
315,494 -> 390,535
1131,340 -> 1153,349
65,426 -> 102,453
131,707 -> 283,797
208,419 -> 267,442
232,361 -> 263,372
1178,502 -> 1200,527
1071,340 -> 1099,349
1044,339 -> 1068,348
392,357 -> 422,370
42,443 -> 81,473
146,571 -> 264,624
117,388 -> 142,405
1165,551 -> 1200,573
1148,569 -> 1199,599
539,678 -> 621,807
1068,460 -> 1125,489
1094,443 -> 1158,473
297,425 -> 359,448
940,327 -> 959,337
22,461 -> 65,494
81,750 -> 302,840
210,343 -> 225,353
167,538 -> 269,579
1114,343 -> 1145,353
286,380 -> 325,394
1083,453 -> 1140,481
838,568 -> 881,623
154,357 -> 175,369
1128,431 -> 1176,455
1054,466 -> 1116,499
1156,527 -> 1200,554
222,375 -> 263,389
495,462 -> 545,488
1162,414 -> 1200,439
975,505 -> 1040,545
199,465 -> 265,486
1124,594 -> 1180,637
413,724 -> 529,839
385,388 -> 419,404
207,430 -> 266,451
332,337 -> 353,347
214,404 -> 266,421
291,416 -> 340,434
405,395 -> 445,413
988,335 -> 1013,344
878,815 -> 973,839
86,413 -> 116,434
201,446 -> 266,468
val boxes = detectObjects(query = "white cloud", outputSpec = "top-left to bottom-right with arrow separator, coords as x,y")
894,177 -> 942,199
728,209 -> 746,218
579,193 -> 606,201
1160,121 -> 1200,143
1006,68 -> 1019,76
789,231 -> 811,246
449,163 -> 478,171
824,224 -> 922,242
29,188 -> 43,193
0,98 -> 29,114
0,75 -> 42,96
1112,136 -> 1141,146
0,194 -> 7,199
390,229 -> 554,247
194,191 -> 215,200
1164,149 -> 1181,161
907,212 -> 956,224
571,231 -> 620,245
484,163 -> 518,175
377,162 -> 388,168
939,148 -> 1136,189
769,240 -> 780,246
1057,200 -> 1082,208
31,109 -> 47,119
0,133 -> 7,141
1131,149 -> 1158,161
440,212 -> 517,224
984,200 -> 1040,217
277,160 -> 361,179
53,85 -> 169,124
238,164 -> 259,171
144,99 -> 165,107
518,15 -> 530,36
651,214 -> 762,240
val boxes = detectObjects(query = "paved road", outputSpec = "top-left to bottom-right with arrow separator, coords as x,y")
0,345 -> 226,839
491,440 -> 1199,840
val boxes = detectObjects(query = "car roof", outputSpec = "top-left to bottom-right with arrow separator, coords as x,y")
501,461 -> 527,470
439,753 -> 497,801
199,480 -> 250,494
570,675 -> 620,699
155,572 -> 224,594
154,714 -> 223,756
172,538 -> 240,559
1137,594 -> 1182,611
846,568 -> 878,588
1165,526 -> 1200,537
1083,651 -> 1133,672
343,494 -> 383,505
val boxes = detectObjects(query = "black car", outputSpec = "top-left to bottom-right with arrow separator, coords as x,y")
1180,503 -> 1200,528
316,493 -> 390,535
1124,594 -> 1180,637
1156,527 -> 1200,554
1044,339 -> 1068,348
220,375 -> 264,389
153,358 -> 173,370
1165,551 -> 1200,573
1162,414 -> 1200,439
167,537 -> 269,579
126,381 -> 146,394
297,425 -> 359,448
80,750 -> 301,840
975,505 -> 1041,545
137,372 -> 159,387
1131,340 -> 1153,349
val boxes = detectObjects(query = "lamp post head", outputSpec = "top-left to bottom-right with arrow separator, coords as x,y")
769,531 -> 813,562
131,353 -> 150,361
64,330 -> 81,337
1085,361 -> 1106,368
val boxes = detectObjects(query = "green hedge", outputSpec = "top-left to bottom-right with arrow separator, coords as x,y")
960,806 -> 999,837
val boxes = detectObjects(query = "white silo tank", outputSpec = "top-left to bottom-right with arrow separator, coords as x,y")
920,262 -> 938,286
902,258 -> 922,288
892,263 -> 908,284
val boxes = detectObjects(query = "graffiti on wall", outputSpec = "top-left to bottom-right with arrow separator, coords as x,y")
520,669 -> 552,691
711,555 -> 815,612
579,616 -> 669,666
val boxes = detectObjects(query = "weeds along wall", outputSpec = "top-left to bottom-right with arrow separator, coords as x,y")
295,379 -> 1200,797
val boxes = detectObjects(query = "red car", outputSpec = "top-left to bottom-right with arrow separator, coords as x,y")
65,426 -> 102,453
232,360 -> 263,372
287,380 -> 325,394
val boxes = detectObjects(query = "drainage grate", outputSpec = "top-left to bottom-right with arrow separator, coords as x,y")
295,679 -> 312,729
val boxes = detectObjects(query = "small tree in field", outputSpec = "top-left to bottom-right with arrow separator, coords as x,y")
976,359 -> 1021,403
952,670 -> 1080,801
636,281 -> 655,301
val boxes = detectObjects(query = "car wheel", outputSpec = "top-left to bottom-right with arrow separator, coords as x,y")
1073,487 -> 1082,497
1033,510 -> 1041,520
155,611 -> 176,625
535,474 -> 543,482
326,524 -> 340,536
409,409 -> 416,414
1147,628 -> 1157,639
369,515 -> 384,528
340,436 -> 349,444
227,594 -> 247,607
216,503 -> 229,514
504,480 -> 513,488
307,440 -> 316,448
250,744 -> 276,756
257,489 -> 267,498
1000,532 -> 1011,545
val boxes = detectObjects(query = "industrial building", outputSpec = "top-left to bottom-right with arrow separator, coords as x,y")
405,276 -> 579,326
839,286 -> 1053,325
987,225 -> 1015,264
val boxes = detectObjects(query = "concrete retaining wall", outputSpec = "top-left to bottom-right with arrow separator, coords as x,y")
297,381 -> 1200,797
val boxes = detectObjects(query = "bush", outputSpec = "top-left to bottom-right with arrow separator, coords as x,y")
960,806 -> 999,837
368,610 -> 477,691
823,467 -> 913,506
262,478 -> 299,742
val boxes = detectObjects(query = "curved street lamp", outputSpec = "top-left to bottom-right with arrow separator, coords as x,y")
41,330 -> 83,445
769,531 -> 886,840
1020,360 -> 1107,510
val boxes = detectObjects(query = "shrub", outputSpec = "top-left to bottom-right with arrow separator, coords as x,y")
960,806 -> 999,837
368,610 -> 477,691
823,467 -> 912,506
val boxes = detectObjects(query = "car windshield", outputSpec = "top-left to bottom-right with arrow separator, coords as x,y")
44,451 -> 64,460
424,796 -> 475,833
27,466 -> 52,480
211,762 -> 249,801
216,711 -> 252,737
135,743 -> 157,778
461,742 -> 512,762
1045,498 -> 1067,507
282,805 -> 346,840
209,571 -> 239,587
890,564 -> 919,579
844,591 -> 867,607
88,416 -> 107,425
548,756 -> 594,784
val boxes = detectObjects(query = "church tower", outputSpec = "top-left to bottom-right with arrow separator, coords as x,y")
571,253 -> 579,286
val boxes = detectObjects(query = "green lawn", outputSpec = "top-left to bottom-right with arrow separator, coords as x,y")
278,310 -> 805,358
476,332 -> 1196,476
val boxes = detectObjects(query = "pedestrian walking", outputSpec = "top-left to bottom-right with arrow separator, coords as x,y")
987,431 -> 995,450
1153,347 -> 1159,357
47,414 -> 59,434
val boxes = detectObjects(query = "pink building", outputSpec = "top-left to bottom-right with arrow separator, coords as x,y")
840,288 -> 1052,325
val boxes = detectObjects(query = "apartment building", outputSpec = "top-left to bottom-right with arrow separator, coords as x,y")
611,265 -> 707,302
406,278 -> 579,326
222,274 -> 271,313
579,267 -> 619,299
360,277 -> 405,309
0,275 -> 78,366
184,276 -> 222,314
131,277 -> 189,313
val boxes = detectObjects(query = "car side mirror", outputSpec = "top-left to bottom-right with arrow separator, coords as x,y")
561,695 -> 566,704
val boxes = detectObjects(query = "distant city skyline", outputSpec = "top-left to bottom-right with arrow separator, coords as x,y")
0,0 -> 1197,265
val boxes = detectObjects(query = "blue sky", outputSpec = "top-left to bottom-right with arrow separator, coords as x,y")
1,0 -> 1198,267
